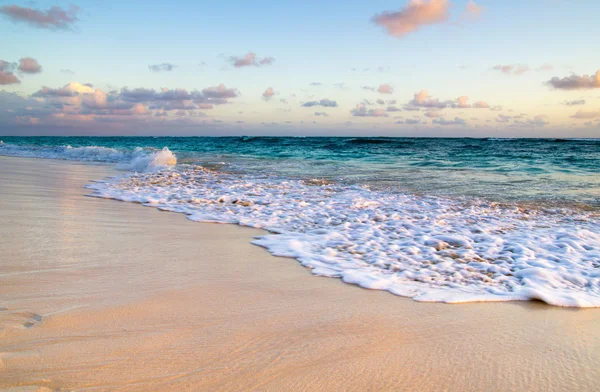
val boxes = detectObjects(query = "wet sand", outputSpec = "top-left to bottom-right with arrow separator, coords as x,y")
1,155 -> 599,391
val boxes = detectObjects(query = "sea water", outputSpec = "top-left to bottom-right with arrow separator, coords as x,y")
2,137 -> 599,307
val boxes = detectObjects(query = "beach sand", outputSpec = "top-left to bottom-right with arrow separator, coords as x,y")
1,155 -> 599,391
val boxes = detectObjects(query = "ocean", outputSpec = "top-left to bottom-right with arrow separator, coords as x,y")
1,136 -> 599,307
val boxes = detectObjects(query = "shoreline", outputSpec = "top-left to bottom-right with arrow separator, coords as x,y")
1,156 -> 599,391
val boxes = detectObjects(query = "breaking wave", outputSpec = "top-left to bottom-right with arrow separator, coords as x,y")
0,141 -> 176,172
85,166 -> 600,308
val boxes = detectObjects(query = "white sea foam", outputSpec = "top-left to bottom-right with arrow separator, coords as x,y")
0,142 -> 176,172
86,167 -> 600,308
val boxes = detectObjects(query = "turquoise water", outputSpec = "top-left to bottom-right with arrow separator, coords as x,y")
2,136 -> 599,209
3,136 -> 600,306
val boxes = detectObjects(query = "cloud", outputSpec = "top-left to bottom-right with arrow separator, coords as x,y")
0,57 -> 43,83
34,82 -> 94,97
425,111 -> 443,118
433,117 -> 467,126
120,87 -> 156,102
372,0 -> 450,38
408,89 -> 449,109
523,115 -> 549,126
405,119 -> 421,124
451,96 -> 490,109
262,87 -> 275,101
473,100 -> 489,108
302,99 -> 338,108
229,52 -> 275,68
148,63 -> 176,72
259,57 -> 275,65
492,65 -> 529,75
314,112 -> 329,117
464,1 -> 485,20
546,70 -> 600,90
0,90 -> 54,118
562,99 -> 586,106
387,106 -> 401,112
570,110 -> 600,119
496,114 -> 511,123
0,60 -> 19,85
18,57 -> 42,74
501,114 -> 548,127
536,64 -> 554,72
29,82 -> 239,122
377,83 -> 394,94
0,60 -> 14,71
230,52 -> 256,67
0,5 -> 79,29
455,96 -> 470,108
309,82 -> 322,86
351,104 -> 388,117
201,84 -> 238,99
60,69 -> 75,75
0,71 -> 20,85
82,89 -> 109,109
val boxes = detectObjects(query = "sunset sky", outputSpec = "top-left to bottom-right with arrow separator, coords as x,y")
1,0 -> 599,137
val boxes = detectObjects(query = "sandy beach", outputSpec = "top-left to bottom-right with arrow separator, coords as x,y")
1,155 -> 599,391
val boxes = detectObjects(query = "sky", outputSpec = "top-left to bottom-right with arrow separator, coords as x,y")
1,0 -> 599,137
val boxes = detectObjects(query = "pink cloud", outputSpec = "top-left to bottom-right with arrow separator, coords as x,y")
18,57 -> 42,74
372,0 -> 450,38
0,5 -> 79,29
262,87 -> 275,100
0,71 -> 20,85
202,84 -> 238,99
547,70 -> 600,90
259,57 -> 275,65
453,97 -> 490,109
0,60 -> 20,85
492,65 -> 529,75
377,83 -> 394,94
132,104 -> 149,115
464,1 -> 485,20
229,52 -> 275,68
425,110 -> 443,118
351,104 -> 388,117
409,89 -> 449,109
455,96 -> 470,108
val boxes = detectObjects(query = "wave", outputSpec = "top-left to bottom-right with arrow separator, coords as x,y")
86,166 -> 600,308
0,142 -> 176,172
484,138 -> 518,142
240,136 -> 285,143
346,138 -> 397,145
